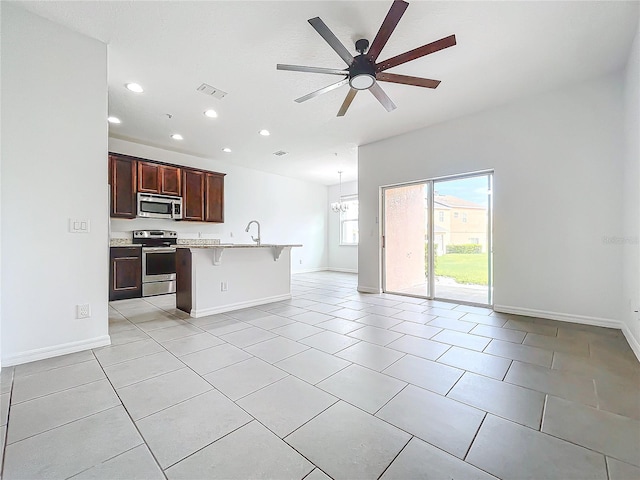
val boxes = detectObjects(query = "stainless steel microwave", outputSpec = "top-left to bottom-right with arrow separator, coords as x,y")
137,193 -> 183,220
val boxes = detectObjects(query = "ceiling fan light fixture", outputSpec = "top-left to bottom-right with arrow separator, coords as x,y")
349,74 -> 375,90
277,0 -> 456,116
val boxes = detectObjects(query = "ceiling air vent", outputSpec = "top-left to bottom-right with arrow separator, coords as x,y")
273,151 -> 288,156
196,83 -> 227,100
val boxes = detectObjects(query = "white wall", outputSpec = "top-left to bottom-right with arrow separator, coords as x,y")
1,5 -> 109,365
327,180 -> 358,273
622,21 -> 640,355
359,73 -> 625,327
109,139 -> 328,273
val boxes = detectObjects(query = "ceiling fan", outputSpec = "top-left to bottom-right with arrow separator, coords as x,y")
277,0 -> 456,117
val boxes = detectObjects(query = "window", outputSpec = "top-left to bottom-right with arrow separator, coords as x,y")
462,212 -> 468,223
469,237 -> 479,244
454,212 -> 459,218
438,211 -> 444,222
340,195 -> 359,245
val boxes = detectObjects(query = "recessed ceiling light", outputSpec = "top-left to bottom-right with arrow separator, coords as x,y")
171,134 -> 183,140
125,83 -> 144,93
107,116 -> 121,124
204,109 -> 218,118
222,148 -> 232,153
259,129 -> 270,136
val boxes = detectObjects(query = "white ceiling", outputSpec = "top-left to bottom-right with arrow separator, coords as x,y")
11,1 -> 639,185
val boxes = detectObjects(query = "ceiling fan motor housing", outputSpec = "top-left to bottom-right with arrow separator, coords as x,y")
349,55 -> 376,90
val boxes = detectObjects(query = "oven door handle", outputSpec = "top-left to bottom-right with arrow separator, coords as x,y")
143,247 -> 177,253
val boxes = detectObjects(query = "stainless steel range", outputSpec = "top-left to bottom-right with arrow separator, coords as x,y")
133,230 -> 178,297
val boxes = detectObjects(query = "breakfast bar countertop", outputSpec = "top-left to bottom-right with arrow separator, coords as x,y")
176,243 -> 302,248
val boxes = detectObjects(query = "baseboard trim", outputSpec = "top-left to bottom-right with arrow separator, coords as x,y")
621,323 -> 640,362
327,268 -> 358,274
292,267 -> 329,274
493,305 -> 622,329
357,285 -> 382,294
191,294 -> 292,318
2,335 -> 112,367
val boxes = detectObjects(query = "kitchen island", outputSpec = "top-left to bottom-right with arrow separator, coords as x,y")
175,244 -> 301,317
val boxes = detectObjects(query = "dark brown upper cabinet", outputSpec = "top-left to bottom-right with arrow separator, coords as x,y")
205,172 -> 225,223
109,154 -> 137,218
182,169 -> 205,221
138,161 -> 181,196
161,165 -> 182,196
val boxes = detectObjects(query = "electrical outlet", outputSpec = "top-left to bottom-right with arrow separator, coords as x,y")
76,303 -> 91,319
221,281 -> 228,292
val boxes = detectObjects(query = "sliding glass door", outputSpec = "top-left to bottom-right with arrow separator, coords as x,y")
383,172 -> 492,305
383,182 -> 430,296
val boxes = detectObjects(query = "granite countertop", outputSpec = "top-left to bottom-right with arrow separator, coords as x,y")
109,240 -> 141,247
109,238 -> 301,248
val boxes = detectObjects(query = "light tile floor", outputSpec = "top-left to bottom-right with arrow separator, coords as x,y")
1,271 -> 639,479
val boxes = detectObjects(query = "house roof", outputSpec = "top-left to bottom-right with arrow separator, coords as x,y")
434,195 -> 486,210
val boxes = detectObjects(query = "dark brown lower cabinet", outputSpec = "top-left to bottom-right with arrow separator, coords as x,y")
109,247 -> 142,301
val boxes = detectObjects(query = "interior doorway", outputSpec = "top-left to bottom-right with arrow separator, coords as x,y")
382,172 -> 493,306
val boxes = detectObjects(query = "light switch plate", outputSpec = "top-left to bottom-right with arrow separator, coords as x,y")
69,218 -> 90,233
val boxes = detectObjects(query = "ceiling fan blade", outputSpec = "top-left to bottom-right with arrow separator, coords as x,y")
376,72 -> 441,89
295,78 -> 349,103
367,0 -> 409,62
376,34 -> 457,72
337,89 -> 358,117
369,82 -> 396,112
277,64 -> 347,76
308,17 -> 354,66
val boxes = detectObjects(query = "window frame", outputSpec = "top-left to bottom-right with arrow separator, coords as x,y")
339,195 -> 359,246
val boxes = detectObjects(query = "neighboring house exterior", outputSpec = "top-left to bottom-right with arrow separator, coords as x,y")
432,194 -> 488,255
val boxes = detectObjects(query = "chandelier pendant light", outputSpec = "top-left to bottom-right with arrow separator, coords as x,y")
331,171 -> 349,213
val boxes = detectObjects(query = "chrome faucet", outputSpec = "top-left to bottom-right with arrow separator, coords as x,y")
245,220 -> 261,246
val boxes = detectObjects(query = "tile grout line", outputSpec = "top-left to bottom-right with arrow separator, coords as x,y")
160,418 -> 255,472
375,435 -> 413,480
443,370 -> 466,398
539,394 -> 549,432
65,443 -> 145,479
373,383 -> 411,417
500,359 -> 514,381
9,370 -> 107,407
10,357 -> 97,384
462,412 -> 487,462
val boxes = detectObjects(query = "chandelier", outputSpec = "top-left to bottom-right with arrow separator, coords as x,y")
330,171 -> 349,213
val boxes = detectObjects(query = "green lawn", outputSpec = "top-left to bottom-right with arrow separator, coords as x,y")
434,253 -> 489,285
